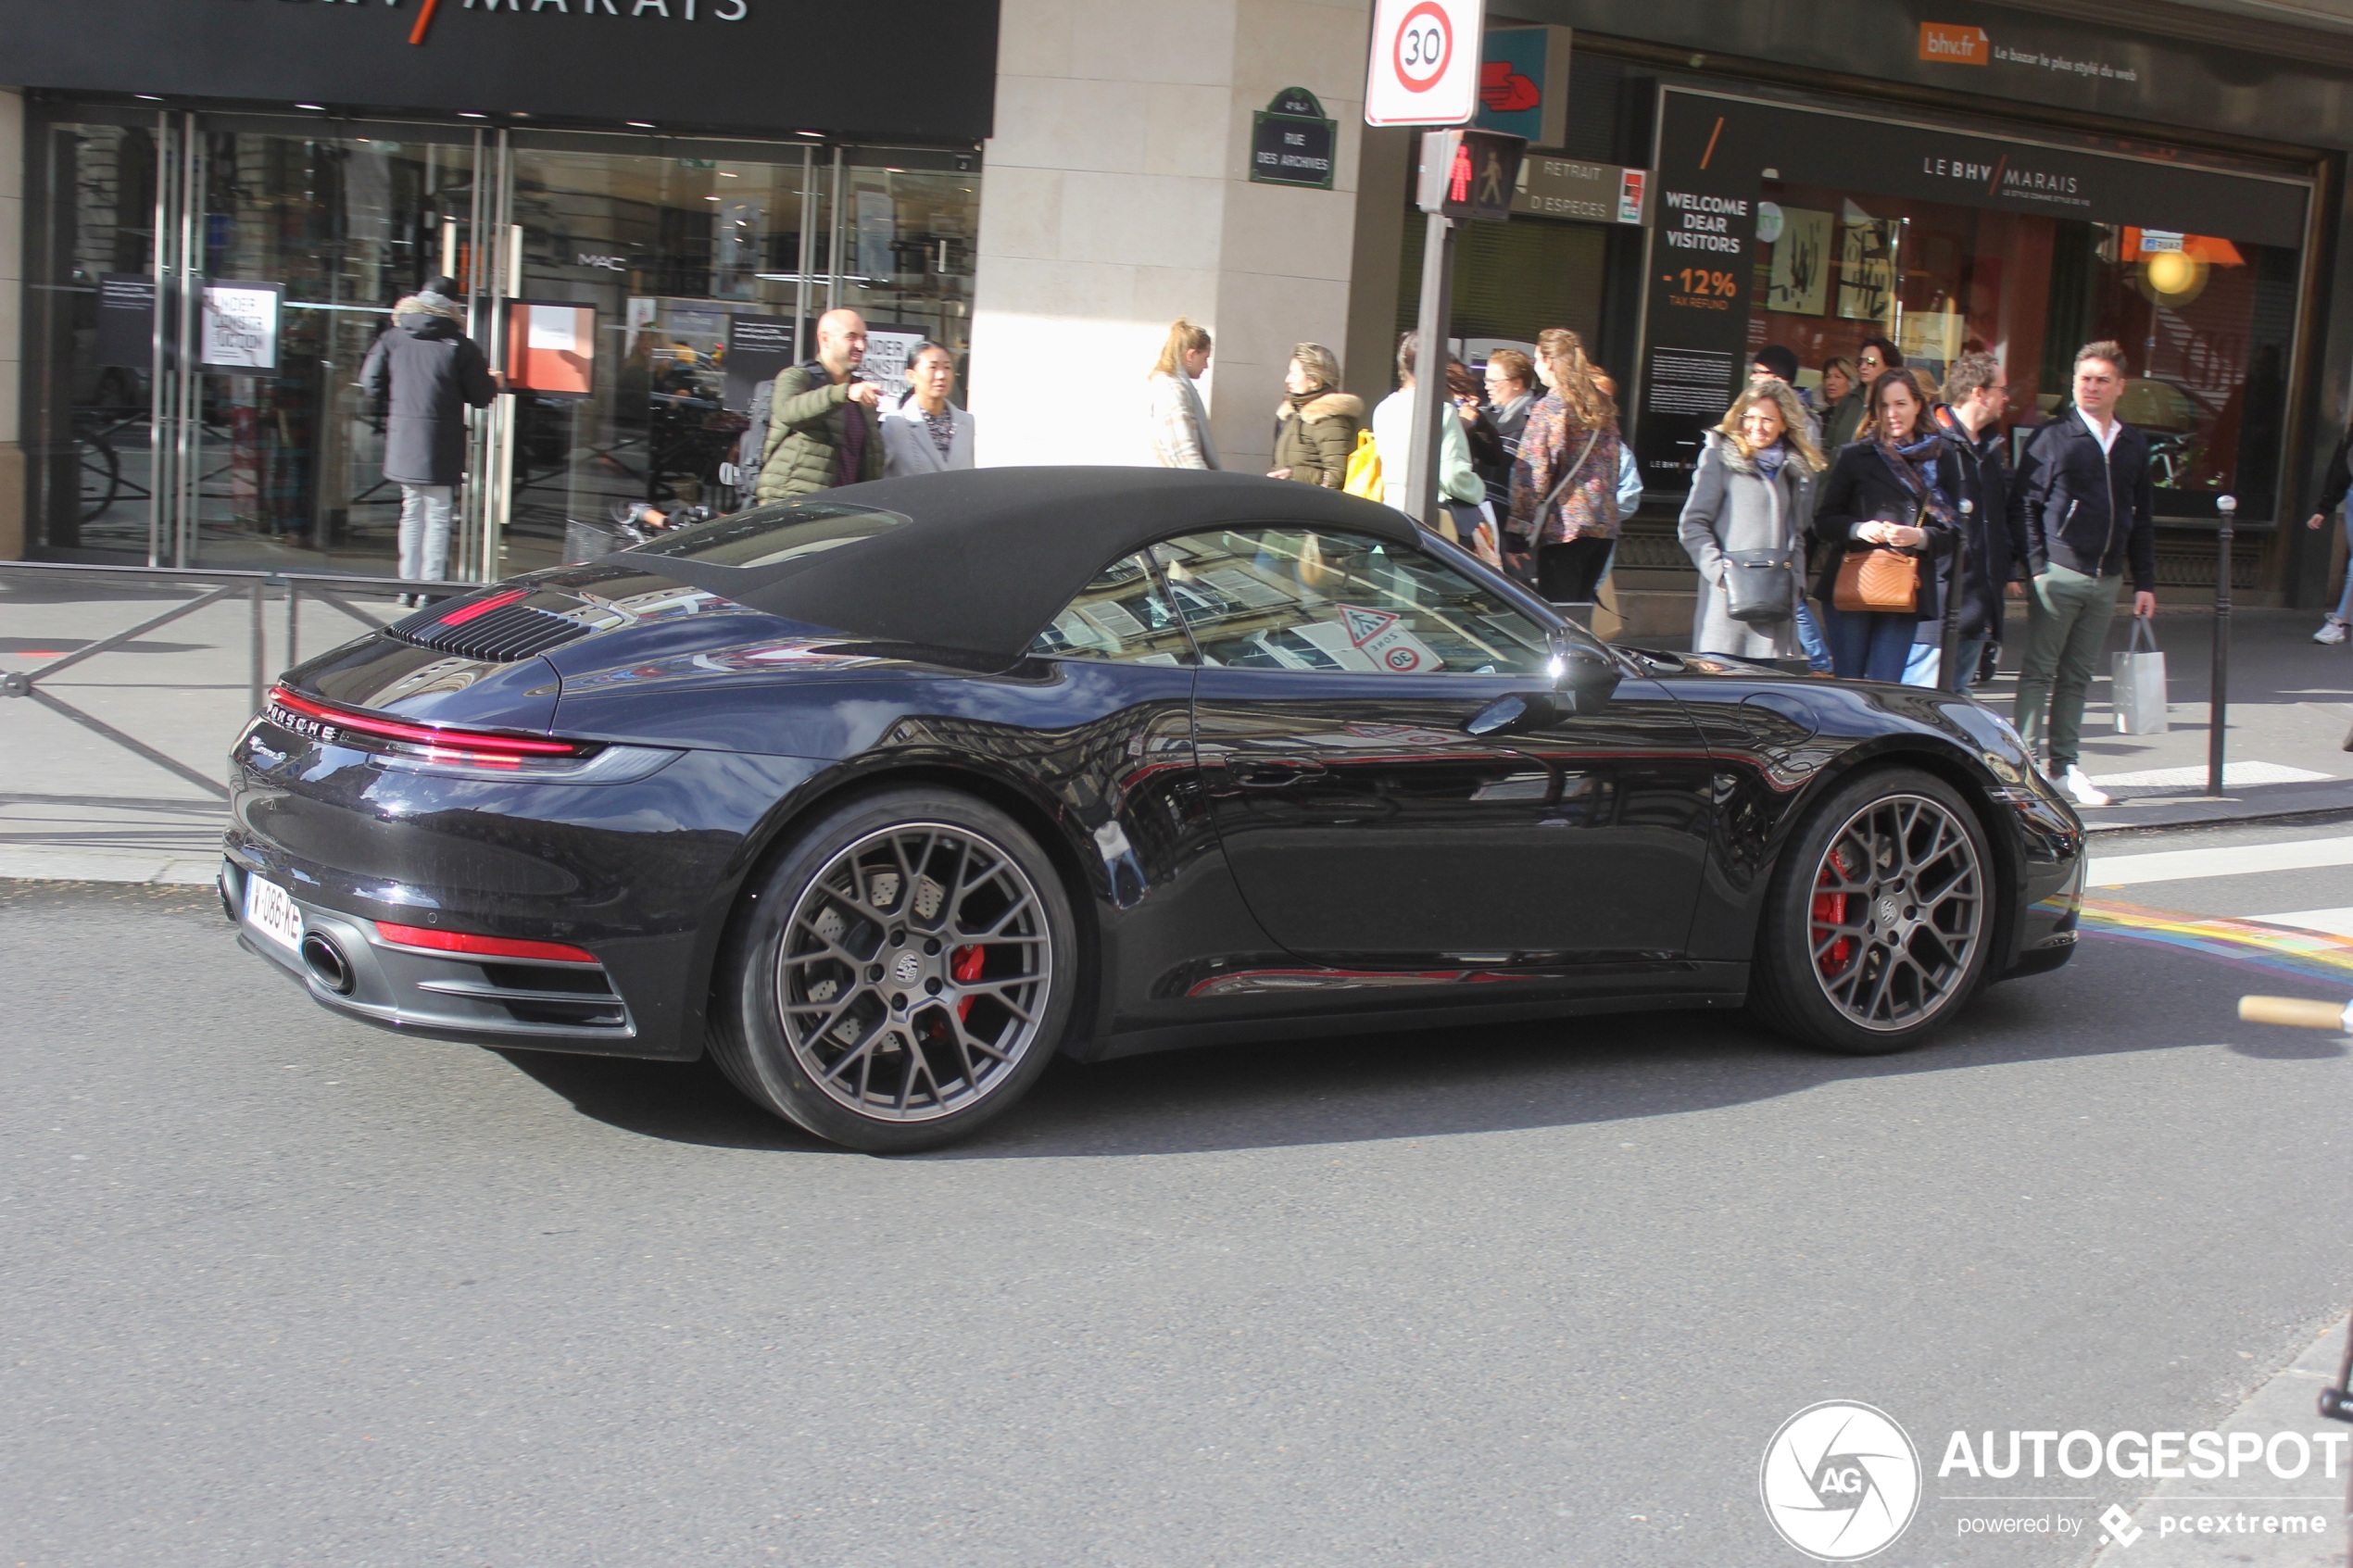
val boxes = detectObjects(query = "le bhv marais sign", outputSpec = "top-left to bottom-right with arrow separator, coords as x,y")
7,0 -> 1000,141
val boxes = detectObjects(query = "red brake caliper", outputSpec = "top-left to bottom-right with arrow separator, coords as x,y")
950,944 -> 986,1019
1812,847 -> 1855,978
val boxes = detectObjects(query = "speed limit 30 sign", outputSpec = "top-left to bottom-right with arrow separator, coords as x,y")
1365,0 -> 1485,126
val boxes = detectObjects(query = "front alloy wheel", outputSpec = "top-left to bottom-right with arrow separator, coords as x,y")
1750,767 -> 1994,1056
1804,794 -> 1984,1032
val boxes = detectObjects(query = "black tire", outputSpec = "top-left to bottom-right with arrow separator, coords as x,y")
1748,766 -> 1995,1056
711,786 -> 1078,1152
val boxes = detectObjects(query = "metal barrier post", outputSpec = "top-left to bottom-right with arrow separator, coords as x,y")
2208,494 -> 2237,797
249,580 -> 267,716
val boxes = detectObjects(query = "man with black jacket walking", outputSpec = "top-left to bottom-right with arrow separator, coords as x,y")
359,276 -> 496,601
2013,341 -> 2158,808
1928,351 -> 2027,691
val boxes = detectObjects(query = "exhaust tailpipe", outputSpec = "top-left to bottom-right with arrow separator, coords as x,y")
298,933 -> 356,995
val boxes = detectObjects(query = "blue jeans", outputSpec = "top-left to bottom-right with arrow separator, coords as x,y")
1899,633 -> 1993,691
1824,606 -> 1916,682
1792,600 -> 1833,672
2334,503 -> 2353,621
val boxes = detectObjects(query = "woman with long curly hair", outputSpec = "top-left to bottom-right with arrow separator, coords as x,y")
1505,328 -> 1624,604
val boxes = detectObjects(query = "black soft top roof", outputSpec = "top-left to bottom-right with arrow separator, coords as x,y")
615,467 -> 1426,660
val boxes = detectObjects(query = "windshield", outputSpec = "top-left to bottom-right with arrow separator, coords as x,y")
624,501 -> 911,571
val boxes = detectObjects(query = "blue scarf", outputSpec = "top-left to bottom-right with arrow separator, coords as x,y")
1752,441 -> 1789,481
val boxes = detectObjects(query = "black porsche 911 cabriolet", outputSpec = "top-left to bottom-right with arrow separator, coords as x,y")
223,469 -> 2082,1150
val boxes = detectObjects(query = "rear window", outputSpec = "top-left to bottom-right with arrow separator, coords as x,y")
623,501 -> 910,570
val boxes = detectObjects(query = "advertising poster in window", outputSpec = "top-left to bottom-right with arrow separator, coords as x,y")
1632,95 -> 1766,485
1836,215 -> 1896,323
1764,207 -> 1830,316
507,302 -> 596,398
724,315 -> 798,412
861,323 -> 930,403
200,282 -> 283,371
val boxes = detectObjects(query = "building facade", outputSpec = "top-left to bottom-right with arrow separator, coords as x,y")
7,0 -> 2353,608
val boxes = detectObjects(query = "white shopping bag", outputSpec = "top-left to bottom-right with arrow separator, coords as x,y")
2112,616 -> 2169,734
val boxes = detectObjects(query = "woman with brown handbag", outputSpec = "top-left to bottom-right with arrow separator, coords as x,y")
1809,366 -> 1956,681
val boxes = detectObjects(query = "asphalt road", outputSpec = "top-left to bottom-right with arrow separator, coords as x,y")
5,827 -> 2352,1568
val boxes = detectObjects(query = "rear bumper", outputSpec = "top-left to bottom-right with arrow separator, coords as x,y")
222,855 -> 679,1056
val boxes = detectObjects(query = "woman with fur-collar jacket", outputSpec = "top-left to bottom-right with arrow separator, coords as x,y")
1267,343 -> 1363,489
1679,382 -> 1825,661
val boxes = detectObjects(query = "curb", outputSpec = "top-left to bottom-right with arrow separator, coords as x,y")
2080,781 -> 2353,837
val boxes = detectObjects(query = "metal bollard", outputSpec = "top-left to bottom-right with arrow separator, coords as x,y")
2208,494 -> 2236,797
1940,499 -> 1970,692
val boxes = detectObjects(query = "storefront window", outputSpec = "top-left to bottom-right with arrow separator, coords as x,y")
503,138 -> 979,574
1637,88 -> 2312,524
1749,187 -> 2299,519
21,109 -> 981,578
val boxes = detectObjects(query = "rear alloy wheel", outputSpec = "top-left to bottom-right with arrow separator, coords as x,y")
712,789 -> 1077,1151
1749,767 -> 1993,1056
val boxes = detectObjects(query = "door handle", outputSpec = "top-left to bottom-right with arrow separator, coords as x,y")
1227,758 -> 1327,786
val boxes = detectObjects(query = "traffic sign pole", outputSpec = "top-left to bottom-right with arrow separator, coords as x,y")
1405,204 -> 1456,529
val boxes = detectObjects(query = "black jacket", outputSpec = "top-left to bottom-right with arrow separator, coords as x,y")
1809,439 -> 1957,621
2317,425 -> 2353,517
2014,410 -> 2157,592
359,310 -> 496,486
1932,407 -> 2028,639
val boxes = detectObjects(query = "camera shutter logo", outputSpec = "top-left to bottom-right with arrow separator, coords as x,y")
1759,1401 -> 1921,1561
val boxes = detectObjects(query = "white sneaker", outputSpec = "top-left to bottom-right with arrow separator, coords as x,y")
2060,764 -> 2111,808
2316,617 -> 2349,646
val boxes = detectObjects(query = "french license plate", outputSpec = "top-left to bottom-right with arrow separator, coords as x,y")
243,872 -> 305,953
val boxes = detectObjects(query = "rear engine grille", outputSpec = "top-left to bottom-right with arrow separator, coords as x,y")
390,595 -> 592,663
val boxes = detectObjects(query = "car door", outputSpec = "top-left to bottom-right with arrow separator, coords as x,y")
1154,523 -> 1715,967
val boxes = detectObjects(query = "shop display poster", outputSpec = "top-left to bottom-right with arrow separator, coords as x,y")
507,301 -> 595,398
200,282 -> 283,371
1765,207 -> 1831,316
97,273 -> 157,369
724,315 -> 798,412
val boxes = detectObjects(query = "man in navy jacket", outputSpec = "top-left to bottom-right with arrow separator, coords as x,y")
2012,341 -> 2158,808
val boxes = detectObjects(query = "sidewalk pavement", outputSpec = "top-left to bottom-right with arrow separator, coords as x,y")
6,578 -> 2353,884
2086,1312 -> 2350,1567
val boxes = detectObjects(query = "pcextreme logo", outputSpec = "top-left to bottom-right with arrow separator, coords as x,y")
263,0 -> 751,49
1761,1401 -> 1923,1562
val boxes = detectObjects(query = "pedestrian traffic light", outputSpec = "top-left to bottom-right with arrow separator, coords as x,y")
1415,128 -> 1527,221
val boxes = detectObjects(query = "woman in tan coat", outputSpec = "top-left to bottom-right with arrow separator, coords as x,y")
1267,343 -> 1362,488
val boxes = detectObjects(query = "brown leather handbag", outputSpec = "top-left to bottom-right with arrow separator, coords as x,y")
1833,547 -> 1920,611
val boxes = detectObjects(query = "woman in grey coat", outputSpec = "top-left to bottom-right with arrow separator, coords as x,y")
1677,380 -> 1825,660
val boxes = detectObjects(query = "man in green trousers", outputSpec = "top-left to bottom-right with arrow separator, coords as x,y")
2013,341 -> 2158,809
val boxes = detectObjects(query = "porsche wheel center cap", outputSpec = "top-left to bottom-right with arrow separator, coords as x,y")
891,951 -> 923,985
1874,893 -> 1902,931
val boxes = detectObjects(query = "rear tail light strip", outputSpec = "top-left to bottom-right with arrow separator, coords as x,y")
259,686 -> 677,783
268,686 -> 581,761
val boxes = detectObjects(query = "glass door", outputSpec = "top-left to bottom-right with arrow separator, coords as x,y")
20,108 -> 164,561
163,115 -> 489,573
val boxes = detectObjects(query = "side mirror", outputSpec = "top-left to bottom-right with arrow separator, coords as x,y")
1552,636 -> 1621,716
